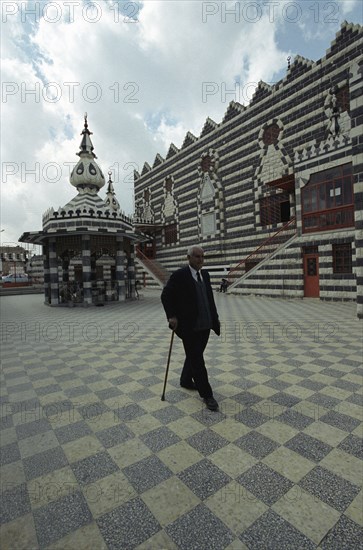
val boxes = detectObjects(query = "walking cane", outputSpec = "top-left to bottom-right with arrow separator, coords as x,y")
161,330 -> 175,401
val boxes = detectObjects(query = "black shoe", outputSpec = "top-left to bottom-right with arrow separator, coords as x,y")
180,382 -> 197,390
204,397 -> 219,411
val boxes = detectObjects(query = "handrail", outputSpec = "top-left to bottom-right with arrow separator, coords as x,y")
136,248 -> 152,262
228,217 -> 296,284
136,249 -> 170,284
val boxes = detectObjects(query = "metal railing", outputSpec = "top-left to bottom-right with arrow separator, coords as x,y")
59,280 -> 122,303
136,249 -> 170,286
228,217 -> 297,286
59,282 -> 83,303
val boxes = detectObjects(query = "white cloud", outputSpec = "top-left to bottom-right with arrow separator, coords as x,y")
1,0 -> 361,246
150,116 -> 188,153
340,0 -> 360,15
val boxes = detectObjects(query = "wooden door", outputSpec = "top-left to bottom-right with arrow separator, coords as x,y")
303,253 -> 320,297
137,241 -> 155,259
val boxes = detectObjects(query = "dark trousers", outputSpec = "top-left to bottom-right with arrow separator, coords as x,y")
180,329 -> 213,398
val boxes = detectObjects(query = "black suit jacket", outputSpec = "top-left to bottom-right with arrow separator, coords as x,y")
161,266 -> 220,338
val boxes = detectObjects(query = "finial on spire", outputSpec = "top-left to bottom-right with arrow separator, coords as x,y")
77,114 -> 95,157
82,112 -> 92,135
107,171 -> 115,193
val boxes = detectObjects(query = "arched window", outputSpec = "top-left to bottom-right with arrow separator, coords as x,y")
165,177 -> 173,193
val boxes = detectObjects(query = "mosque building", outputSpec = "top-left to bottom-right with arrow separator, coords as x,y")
133,22 -> 363,318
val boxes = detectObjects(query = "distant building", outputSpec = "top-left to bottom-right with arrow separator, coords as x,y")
133,22 -> 363,318
0,245 -> 28,276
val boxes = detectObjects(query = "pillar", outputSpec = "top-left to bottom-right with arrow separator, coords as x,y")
48,237 -> 59,305
82,235 -> 92,306
127,244 -> 136,300
116,237 -> 126,301
43,243 -> 50,304
103,264 -> 113,301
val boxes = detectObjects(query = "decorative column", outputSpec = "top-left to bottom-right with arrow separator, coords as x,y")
90,254 -> 101,303
127,244 -> 136,300
43,243 -> 50,304
103,264 -> 113,301
116,236 -> 126,301
82,235 -> 92,306
90,254 -> 96,282
48,237 -> 59,305
350,62 -> 363,318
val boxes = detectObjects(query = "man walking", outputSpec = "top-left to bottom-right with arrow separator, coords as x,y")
161,245 -> 220,411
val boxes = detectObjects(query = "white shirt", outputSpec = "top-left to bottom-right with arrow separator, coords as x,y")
189,265 -> 203,283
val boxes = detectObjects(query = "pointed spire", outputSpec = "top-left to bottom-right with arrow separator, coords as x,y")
77,112 -> 97,158
104,171 -> 120,211
70,114 -> 105,191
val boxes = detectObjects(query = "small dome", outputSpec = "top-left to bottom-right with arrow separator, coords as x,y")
70,157 -> 105,190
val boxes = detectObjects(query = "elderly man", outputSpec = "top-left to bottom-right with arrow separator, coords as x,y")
161,245 -> 220,411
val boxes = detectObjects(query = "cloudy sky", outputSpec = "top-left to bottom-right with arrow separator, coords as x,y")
1,0 -> 361,252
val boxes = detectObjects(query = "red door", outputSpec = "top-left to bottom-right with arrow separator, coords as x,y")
303,253 -> 320,297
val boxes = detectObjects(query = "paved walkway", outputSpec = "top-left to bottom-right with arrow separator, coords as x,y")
0,291 -> 362,549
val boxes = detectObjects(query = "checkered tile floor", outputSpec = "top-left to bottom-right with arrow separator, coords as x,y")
0,291 -> 362,549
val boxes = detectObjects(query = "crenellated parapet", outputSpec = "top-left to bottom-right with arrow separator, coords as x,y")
166,143 -> 179,159
200,117 -> 218,138
181,131 -> 198,149
250,80 -> 274,104
294,133 -> 352,165
141,162 -> 152,176
42,204 -> 133,228
325,20 -> 362,58
152,153 -> 164,168
222,101 -> 245,123
291,54 -> 314,68
133,216 -> 161,226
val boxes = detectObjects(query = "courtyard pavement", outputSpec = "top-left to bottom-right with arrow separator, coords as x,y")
0,291 -> 362,549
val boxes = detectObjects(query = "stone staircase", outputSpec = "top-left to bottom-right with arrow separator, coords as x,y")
227,218 -> 297,290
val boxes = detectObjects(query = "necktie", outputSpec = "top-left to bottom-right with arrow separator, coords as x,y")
196,271 -> 202,283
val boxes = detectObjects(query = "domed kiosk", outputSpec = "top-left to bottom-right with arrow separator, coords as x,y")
19,115 -> 147,306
